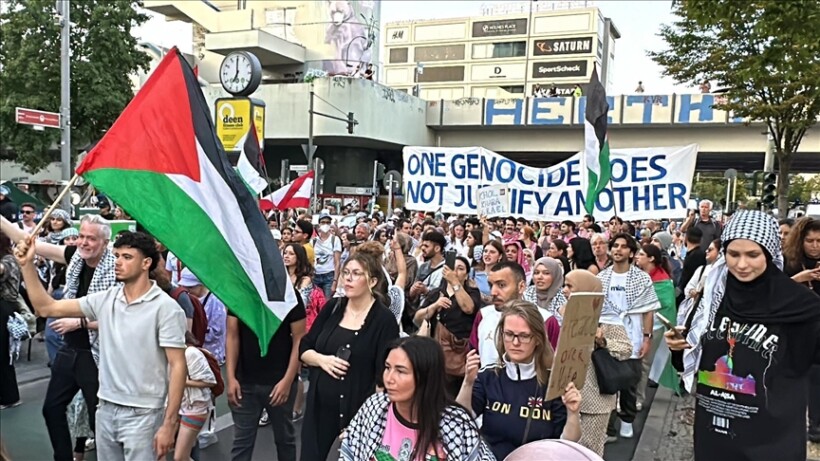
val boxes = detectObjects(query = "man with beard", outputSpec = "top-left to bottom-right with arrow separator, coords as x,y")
468,261 -> 559,369
503,217 -> 518,240
14,231 -> 187,461
406,231 -> 446,331
597,233 -> 659,442
1,214 -> 118,461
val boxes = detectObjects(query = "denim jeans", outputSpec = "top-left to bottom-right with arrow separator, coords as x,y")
95,400 -> 164,461
314,271 -> 335,300
230,381 -> 297,461
44,318 -> 65,365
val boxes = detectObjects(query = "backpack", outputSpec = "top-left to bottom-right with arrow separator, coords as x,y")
305,285 -> 327,331
197,347 -> 224,399
171,287 -> 208,347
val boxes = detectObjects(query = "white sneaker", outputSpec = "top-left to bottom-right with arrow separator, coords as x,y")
605,435 -> 619,444
636,402 -> 643,412
620,421 -> 634,438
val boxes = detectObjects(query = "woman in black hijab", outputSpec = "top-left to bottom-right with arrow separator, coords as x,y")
666,210 -> 820,461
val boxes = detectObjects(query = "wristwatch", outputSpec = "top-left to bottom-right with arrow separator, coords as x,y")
643,332 -> 653,339
452,284 -> 461,292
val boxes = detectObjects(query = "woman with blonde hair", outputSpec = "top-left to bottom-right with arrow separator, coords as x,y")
561,270 -> 632,457
457,300 -> 582,460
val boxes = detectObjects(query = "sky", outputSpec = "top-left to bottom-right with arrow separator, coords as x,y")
134,0 -> 693,95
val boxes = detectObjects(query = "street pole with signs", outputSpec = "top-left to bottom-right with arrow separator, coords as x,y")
58,0 -> 72,213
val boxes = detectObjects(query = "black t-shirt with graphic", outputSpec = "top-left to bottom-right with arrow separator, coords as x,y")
694,304 -> 820,460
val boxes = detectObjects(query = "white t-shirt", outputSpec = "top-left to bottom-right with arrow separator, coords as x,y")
313,234 -> 341,275
608,271 -> 642,359
165,252 -> 183,283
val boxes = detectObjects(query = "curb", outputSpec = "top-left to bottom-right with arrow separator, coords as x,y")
632,386 -> 674,461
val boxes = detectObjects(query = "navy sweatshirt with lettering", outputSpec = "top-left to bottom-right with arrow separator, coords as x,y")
472,362 -> 567,460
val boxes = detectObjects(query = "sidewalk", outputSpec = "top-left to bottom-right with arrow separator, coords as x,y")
634,387 -> 820,461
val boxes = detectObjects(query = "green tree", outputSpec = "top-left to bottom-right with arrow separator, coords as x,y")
649,0 -> 820,213
0,0 -> 150,173
691,173 -> 749,210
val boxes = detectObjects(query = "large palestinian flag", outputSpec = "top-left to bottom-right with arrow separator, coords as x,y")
76,48 -> 297,354
582,67 -> 612,215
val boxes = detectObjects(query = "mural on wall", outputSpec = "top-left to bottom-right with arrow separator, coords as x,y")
322,1 -> 378,74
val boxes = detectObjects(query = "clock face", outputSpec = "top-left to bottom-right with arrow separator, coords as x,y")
220,52 -> 257,95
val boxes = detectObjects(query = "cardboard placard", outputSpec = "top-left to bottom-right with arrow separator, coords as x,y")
545,292 -> 604,401
477,184 -> 510,217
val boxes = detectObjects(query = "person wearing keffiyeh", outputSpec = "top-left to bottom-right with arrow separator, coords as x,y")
666,210 -> 820,461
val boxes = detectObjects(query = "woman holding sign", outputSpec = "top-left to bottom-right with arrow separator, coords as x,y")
561,270 -> 633,457
456,300 -> 582,460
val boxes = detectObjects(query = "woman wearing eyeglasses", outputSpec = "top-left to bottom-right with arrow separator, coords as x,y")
299,252 -> 400,461
457,300 -> 582,460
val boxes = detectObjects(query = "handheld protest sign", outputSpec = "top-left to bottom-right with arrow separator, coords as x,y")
545,292 -> 604,401
476,184 -> 510,217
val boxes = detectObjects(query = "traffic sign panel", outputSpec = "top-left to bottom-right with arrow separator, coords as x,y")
16,107 -> 60,129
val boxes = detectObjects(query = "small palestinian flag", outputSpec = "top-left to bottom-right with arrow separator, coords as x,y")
235,121 -> 268,195
582,67 -> 612,215
76,48 -> 298,354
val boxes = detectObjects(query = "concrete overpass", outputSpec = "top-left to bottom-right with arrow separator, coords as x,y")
200,80 -> 820,180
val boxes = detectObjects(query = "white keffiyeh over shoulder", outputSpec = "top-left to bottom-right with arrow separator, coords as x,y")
680,211 -> 783,392
64,247 -> 118,365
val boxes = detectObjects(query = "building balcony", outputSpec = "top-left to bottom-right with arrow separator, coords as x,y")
205,28 -> 306,66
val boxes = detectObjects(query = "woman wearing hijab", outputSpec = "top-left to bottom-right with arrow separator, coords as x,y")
560,270 -> 632,457
523,257 -> 567,320
666,210 -> 820,461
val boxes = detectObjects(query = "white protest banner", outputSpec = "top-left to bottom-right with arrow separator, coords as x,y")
545,292 -> 604,401
477,184 -> 509,217
402,145 -> 698,221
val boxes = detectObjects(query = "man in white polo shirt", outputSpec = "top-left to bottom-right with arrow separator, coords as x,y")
15,231 -> 187,461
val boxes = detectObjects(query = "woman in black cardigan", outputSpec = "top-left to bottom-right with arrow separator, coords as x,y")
299,251 -> 400,461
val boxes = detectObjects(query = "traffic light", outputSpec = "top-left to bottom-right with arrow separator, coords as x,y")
347,112 -> 357,134
376,162 -> 386,181
745,171 -> 761,196
761,172 -> 777,208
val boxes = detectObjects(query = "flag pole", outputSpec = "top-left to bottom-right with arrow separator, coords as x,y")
30,173 -> 80,237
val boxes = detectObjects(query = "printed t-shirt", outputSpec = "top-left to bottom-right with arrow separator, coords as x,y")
374,403 -> 443,461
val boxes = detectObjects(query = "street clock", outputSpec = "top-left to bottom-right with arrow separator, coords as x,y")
219,51 -> 262,96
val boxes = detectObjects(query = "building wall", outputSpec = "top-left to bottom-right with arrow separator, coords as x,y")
382,7 -> 614,100
184,0 -> 381,83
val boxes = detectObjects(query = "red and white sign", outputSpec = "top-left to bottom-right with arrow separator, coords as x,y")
16,107 -> 61,129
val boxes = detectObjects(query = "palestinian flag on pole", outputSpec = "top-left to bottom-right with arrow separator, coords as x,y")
582,67 -> 611,215
263,171 -> 314,210
235,121 -> 268,195
76,48 -> 297,354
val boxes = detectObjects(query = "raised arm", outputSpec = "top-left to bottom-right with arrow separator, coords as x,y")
1,215 -> 67,264
15,238 -> 82,318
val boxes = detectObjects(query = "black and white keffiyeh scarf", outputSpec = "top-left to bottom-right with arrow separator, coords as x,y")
340,392 -> 495,461
64,247 -> 118,364
681,210 -> 783,392
598,264 -> 660,317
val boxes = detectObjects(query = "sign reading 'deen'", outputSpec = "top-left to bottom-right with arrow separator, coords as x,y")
472,18 -> 528,37
402,145 -> 699,221
532,60 -> 588,79
545,292 -> 604,401
534,37 -> 594,56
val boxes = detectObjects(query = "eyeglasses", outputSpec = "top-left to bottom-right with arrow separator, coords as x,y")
502,331 -> 534,344
341,270 -> 367,280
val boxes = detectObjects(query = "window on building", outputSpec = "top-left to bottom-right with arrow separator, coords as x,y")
472,41 -> 526,59
389,48 -> 409,63
417,66 -> 465,83
421,87 -> 465,100
264,8 -> 297,42
414,44 -> 465,62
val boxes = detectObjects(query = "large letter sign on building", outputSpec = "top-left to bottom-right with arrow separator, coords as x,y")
402,145 -> 698,221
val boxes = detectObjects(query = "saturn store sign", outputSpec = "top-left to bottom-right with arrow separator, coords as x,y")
533,36 -> 594,56
531,60 -> 588,79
